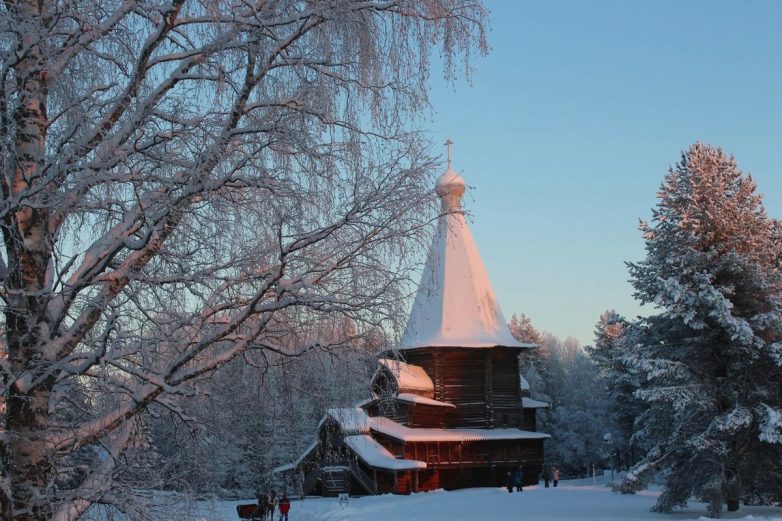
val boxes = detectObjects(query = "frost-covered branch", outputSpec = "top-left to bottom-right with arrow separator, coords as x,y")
0,0 -> 488,518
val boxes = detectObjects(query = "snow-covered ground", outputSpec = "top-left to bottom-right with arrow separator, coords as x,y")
144,475 -> 782,521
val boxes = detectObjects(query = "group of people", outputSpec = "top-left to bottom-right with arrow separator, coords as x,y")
506,467 -> 524,493
256,490 -> 291,521
505,465 -> 560,493
542,466 -> 560,488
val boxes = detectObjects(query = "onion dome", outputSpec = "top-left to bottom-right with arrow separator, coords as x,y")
435,167 -> 466,210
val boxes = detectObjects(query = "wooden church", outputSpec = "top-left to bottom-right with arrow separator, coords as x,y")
274,148 -> 549,496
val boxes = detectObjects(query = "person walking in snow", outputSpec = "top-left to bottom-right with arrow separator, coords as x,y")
552,466 -> 560,488
513,467 -> 523,492
267,490 -> 278,521
505,471 -> 514,493
278,493 -> 291,521
542,466 -> 551,488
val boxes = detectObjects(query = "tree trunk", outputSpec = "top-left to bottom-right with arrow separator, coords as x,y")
7,384 -> 53,521
4,1 -> 54,519
724,467 -> 741,513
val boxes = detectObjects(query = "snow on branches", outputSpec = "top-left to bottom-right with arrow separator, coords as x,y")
0,1 -> 488,519
620,143 -> 782,517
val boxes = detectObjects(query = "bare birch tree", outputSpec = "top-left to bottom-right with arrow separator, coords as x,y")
0,1 -> 488,519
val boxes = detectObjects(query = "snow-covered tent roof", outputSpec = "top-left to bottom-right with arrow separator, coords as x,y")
344,435 -> 427,470
375,359 -> 434,394
400,165 -> 533,350
368,416 -> 549,443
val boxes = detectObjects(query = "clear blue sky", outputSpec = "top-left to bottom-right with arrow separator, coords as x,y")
426,0 -> 782,345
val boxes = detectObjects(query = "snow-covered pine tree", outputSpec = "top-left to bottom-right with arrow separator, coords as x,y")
509,313 -> 544,346
509,312 -> 549,379
508,313 -> 553,439
585,310 -> 642,469
546,342 -> 615,477
0,1 -> 488,519
510,314 -> 616,478
586,310 -> 626,372
620,143 -> 782,517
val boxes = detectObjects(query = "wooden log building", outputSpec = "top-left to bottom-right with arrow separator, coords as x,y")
275,149 -> 549,496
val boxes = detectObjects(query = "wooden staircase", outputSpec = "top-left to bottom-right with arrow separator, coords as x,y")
321,467 -> 349,496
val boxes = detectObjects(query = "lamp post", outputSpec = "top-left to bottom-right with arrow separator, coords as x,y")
603,432 -> 614,482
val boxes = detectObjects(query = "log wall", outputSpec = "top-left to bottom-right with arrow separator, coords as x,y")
492,348 -> 522,428
353,346 -> 547,496
406,402 -> 449,428
403,347 -> 523,429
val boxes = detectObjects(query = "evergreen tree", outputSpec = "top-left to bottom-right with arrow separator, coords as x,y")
509,313 -> 553,444
585,310 -> 642,469
620,143 -> 782,517
509,313 -> 544,345
545,341 -> 615,477
510,313 -> 630,478
509,313 -> 549,378
587,310 -> 627,372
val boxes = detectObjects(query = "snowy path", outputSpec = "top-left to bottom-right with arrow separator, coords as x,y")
184,480 -> 782,521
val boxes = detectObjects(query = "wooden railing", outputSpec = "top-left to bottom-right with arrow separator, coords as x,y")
347,459 -> 376,495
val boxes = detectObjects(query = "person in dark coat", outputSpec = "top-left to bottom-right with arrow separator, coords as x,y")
278,493 -> 291,521
513,467 -> 523,492
505,471 -> 514,493
542,466 -> 551,488
267,490 -> 277,521
254,491 -> 267,521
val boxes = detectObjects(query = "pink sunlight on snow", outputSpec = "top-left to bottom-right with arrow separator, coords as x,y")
400,167 -> 529,350
184,475 -> 782,521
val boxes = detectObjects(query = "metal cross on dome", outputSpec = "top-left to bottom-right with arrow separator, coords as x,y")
445,138 -> 453,168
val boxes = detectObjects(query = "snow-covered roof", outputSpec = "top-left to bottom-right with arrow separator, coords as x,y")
355,394 -> 379,408
368,416 -> 550,443
520,376 -> 531,391
522,397 -> 549,409
377,359 -> 434,393
321,408 -> 370,435
273,440 -> 320,473
399,167 -> 533,350
344,435 -> 427,471
396,393 -> 455,408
